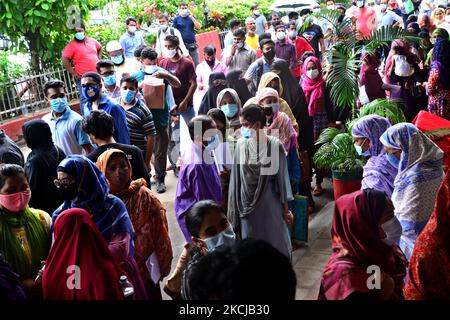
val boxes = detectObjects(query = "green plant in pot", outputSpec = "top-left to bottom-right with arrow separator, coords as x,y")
313,128 -> 364,200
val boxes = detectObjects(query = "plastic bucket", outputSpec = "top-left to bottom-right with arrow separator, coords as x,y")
332,170 -> 363,200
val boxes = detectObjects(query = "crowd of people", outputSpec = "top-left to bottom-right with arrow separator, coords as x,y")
0,0 -> 449,301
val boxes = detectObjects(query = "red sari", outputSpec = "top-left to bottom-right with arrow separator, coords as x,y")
404,170 -> 450,299
318,190 -> 407,300
42,208 -> 125,300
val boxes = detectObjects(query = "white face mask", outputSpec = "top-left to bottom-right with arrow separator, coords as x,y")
164,48 -> 177,58
144,65 -> 158,74
446,15 -> 450,23
357,0 -> 365,8
276,31 -> 286,41
236,41 -> 244,49
289,31 -> 297,39
306,69 -> 319,79
380,4 -> 387,11
128,26 -> 137,33
381,216 -> 402,246
327,5 -> 336,10
253,10 -> 260,16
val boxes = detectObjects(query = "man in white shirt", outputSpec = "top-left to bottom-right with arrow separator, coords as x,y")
105,40 -> 140,83
377,1 -> 403,29
155,13 -> 189,58
224,19 -> 242,49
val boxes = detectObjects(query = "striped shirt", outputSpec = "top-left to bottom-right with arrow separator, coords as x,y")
125,99 -> 157,154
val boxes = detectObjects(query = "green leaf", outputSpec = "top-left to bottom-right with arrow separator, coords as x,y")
5,12 -> 12,19
34,10 -> 42,17
41,3 -> 50,10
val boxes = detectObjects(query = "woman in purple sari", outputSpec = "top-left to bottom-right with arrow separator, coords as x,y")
352,115 -> 398,197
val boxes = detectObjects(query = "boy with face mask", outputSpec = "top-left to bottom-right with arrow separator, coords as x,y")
119,16 -> 146,59
274,25 -> 297,73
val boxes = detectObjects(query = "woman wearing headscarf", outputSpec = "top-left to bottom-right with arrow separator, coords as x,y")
42,208 -> 125,300
431,7 -> 445,27
380,123 -> 444,260
351,115 -> 397,197
198,72 -> 227,115
318,190 -> 407,300
216,88 -> 242,143
359,53 -> 387,103
243,72 -> 299,133
406,22 -> 421,35
96,149 -> 173,300
384,39 -> 421,121
425,28 -> 450,67
427,39 -> 450,120
22,120 -> 66,214
404,170 -> 450,299
270,59 -> 314,155
225,69 -> 252,105
256,88 -> 300,192
0,164 -> 51,297
301,56 -> 335,197
52,155 -> 147,299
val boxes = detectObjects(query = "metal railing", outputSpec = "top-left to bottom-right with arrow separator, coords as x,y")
0,66 -> 79,122
218,29 -> 229,50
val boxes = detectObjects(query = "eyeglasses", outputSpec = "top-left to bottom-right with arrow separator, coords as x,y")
53,179 -> 75,188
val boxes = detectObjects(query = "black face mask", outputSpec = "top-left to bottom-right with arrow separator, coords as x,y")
272,21 -> 281,27
264,50 -> 275,61
268,83 -> 280,93
263,106 -> 273,116
206,58 -> 215,67
58,183 -> 78,201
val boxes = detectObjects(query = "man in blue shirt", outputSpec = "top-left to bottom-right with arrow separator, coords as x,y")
119,16 -> 146,59
80,72 -> 130,145
172,2 -> 202,66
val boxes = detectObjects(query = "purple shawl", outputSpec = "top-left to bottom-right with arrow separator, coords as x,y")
352,115 -> 398,197
174,141 -> 222,242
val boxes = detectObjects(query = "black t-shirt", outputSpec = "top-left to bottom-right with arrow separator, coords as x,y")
87,143 -> 151,188
302,24 -> 324,59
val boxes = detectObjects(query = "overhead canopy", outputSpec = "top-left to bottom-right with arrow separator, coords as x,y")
270,0 -> 320,12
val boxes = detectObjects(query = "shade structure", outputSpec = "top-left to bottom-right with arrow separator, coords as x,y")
270,0 -> 320,12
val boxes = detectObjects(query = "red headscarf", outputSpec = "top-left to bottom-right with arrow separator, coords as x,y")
301,56 -> 324,117
318,190 -> 407,300
404,170 -> 450,299
42,208 -> 125,300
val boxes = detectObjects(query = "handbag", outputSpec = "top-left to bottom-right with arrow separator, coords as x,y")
299,150 -> 312,184
288,195 -> 309,242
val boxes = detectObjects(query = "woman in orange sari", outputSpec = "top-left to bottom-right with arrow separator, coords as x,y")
97,149 -> 173,300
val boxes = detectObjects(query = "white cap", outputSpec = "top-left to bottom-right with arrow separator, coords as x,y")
106,40 -> 122,53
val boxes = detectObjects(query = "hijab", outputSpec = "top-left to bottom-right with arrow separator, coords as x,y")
216,88 -> 242,127
226,69 -> 252,105
42,208 -> 125,300
301,56 -> 325,117
22,119 -> 53,150
198,72 -> 227,115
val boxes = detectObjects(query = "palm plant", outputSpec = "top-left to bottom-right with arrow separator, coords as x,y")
309,9 -> 421,114
346,98 -> 407,133
313,128 -> 364,174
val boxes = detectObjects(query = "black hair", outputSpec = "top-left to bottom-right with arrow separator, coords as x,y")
0,164 -> 26,189
271,12 -> 280,18
204,45 -> 216,55
158,13 -> 169,21
183,239 -> 297,300
134,45 -> 147,58
288,12 -> 299,19
300,8 -> 312,16
81,110 -> 114,140
141,47 -> 158,60
275,24 -> 285,32
300,51 -> 315,63
326,0 -> 336,3
251,4 -> 258,10
418,30 -> 430,39
164,34 -> 180,47
392,45 -> 403,55
233,28 -> 246,38
185,200 -> 226,238
180,2 -> 188,7
74,22 -> 86,30
188,115 -> 215,141
229,19 -> 241,29
258,32 -> 272,42
207,108 -> 227,138
125,16 -> 137,25
120,76 -> 138,89
289,22 -> 297,29
240,104 -> 266,128
406,14 -> 418,24
96,60 -> 114,72
81,72 -> 102,84
43,79 -> 66,97
259,38 -> 275,50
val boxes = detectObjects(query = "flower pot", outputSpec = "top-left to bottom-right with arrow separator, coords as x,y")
332,170 -> 363,200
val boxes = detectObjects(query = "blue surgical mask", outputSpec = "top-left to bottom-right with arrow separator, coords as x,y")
240,126 -> 254,139
385,153 -> 400,169
74,32 -> 85,41
50,98 -> 68,114
271,102 -> 280,113
205,134 -> 220,151
354,139 -> 370,157
160,25 -> 168,32
144,65 -> 158,74
381,216 -> 402,246
221,103 -> 238,118
103,74 -> 117,86
82,85 -> 100,102
203,227 -> 236,252
111,55 -> 124,65
121,89 -> 136,104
